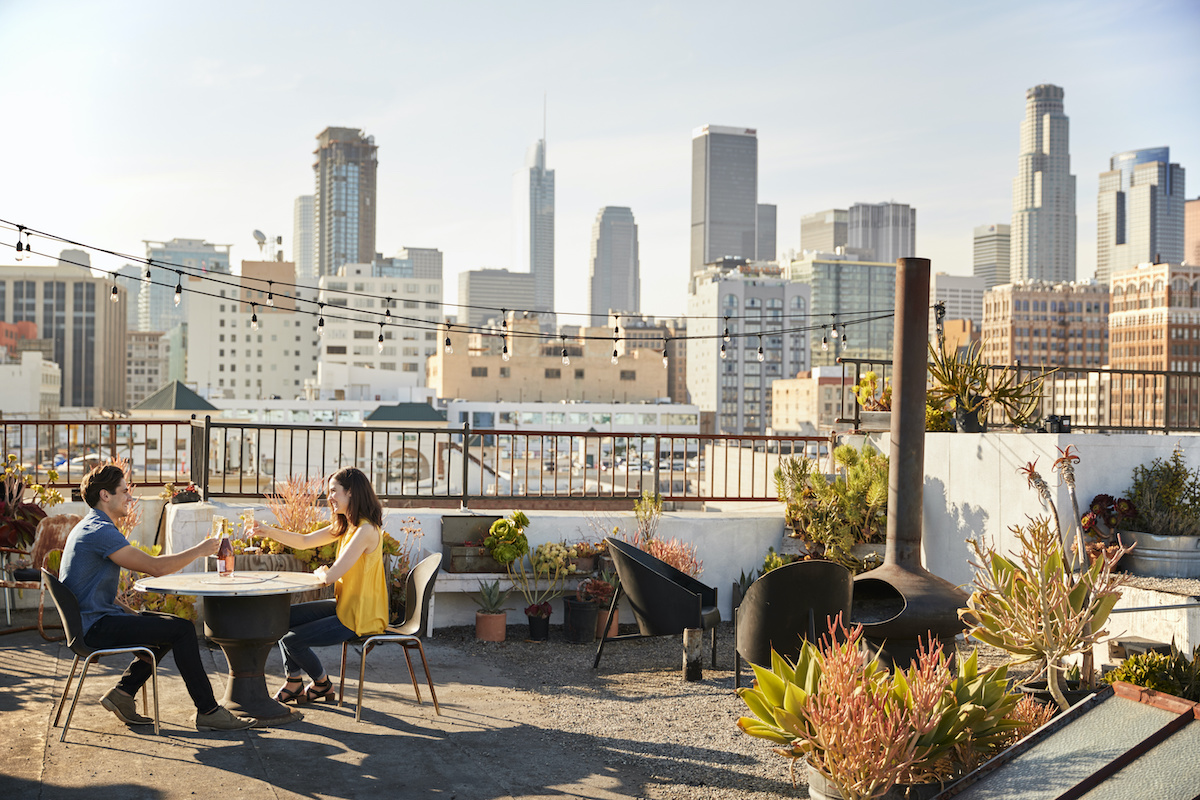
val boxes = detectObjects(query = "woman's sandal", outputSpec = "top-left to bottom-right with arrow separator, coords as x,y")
274,679 -> 305,704
300,677 -> 336,705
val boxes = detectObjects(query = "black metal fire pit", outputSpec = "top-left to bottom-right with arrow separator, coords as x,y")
850,257 -> 968,667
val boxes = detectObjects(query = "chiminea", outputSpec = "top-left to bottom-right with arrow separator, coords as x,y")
850,258 -> 967,667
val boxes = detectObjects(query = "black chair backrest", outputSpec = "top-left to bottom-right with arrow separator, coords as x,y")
396,553 -> 442,637
42,568 -> 89,655
604,538 -> 716,637
735,560 -> 853,669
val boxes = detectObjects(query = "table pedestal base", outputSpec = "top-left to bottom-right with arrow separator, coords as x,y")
204,593 -> 301,727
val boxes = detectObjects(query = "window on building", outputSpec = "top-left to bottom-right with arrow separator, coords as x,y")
620,370 -> 636,381
574,369 -> 584,379
326,346 -> 347,355
471,366 -> 488,377
545,368 -> 561,379
500,367 -> 510,378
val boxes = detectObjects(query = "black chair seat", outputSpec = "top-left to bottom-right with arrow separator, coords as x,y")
700,605 -> 720,629
13,568 -> 39,581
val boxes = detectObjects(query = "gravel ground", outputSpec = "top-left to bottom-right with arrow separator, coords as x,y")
429,622 -> 1017,800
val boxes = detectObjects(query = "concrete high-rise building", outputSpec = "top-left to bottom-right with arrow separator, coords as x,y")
1188,198 -> 1200,266
690,125 -> 758,275
930,273 -> 987,341
293,195 -> 315,281
513,139 -> 555,313
1011,84 -> 1077,284
0,252 -> 126,409
313,127 -> 377,279
687,264 -> 809,435
1107,260 -> 1200,372
981,281 -> 1108,369
140,238 -> 232,333
114,264 -> 144,332
126,330 -> 167,407
1097,147 -> 1186,285
588,207 -> 640,325
800,209 -> 847,254
785,252 -> 896,367
374,248 -> 444,280
847,202 -> 916,265
757,204 -> 777,262
458,268 -> 537,329
973,224 -> 1012,289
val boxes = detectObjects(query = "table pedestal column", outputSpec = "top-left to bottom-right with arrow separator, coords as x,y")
203,594 -> 301,727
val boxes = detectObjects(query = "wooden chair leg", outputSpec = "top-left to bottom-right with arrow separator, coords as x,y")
409,640 -> 440,715
399,644 -> 422,705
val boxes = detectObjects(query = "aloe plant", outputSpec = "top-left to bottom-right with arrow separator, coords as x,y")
471,578 -> 511,614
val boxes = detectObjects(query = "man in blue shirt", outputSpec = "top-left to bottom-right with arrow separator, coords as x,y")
60,465 -> 254,731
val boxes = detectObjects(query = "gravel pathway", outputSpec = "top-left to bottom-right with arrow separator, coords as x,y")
430,622 -> 1016,800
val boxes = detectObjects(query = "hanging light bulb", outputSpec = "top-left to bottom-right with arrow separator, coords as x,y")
143,261 -> 152,283
502,341 -> 511,361
662,346 -> 669,369
317,302 -> 325,337
611,348 -> 619,365
14,227 -> 25,261
21,230 -> 31,259
251,304 -> 259,331
562,347 -> 570,366
266,281 -> 275,307
385,308 -> 391,321
841,331 -> 847,348
720,342 -> 727,359
821,328 -> 829,351
444,334 -> 453,354
757,336 -> 765,362
109,284 -> 119,303
377,325 -> 385,353
173,273 -> 183,307
723,315 -> 730,343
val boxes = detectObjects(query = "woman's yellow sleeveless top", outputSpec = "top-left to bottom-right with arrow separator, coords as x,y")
334,522 -> 387,636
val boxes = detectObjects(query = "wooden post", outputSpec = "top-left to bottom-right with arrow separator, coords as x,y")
683,628 -> 703,681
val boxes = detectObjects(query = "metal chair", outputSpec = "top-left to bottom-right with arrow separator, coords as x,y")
42,569 -> 159,741
593,537 -> 720,669
733,560 -> 853,688
338,552 -> 442,721
1,514 -> 80,640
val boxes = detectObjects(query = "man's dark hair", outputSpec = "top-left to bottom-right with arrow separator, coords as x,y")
81,465 -> 125,508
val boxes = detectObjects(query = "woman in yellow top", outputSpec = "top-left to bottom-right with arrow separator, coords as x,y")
245,467 -> 387,704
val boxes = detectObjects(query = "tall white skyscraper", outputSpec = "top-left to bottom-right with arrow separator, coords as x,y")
1011,84 -> 1076,284
1097,147 -> 1185,285
313,127 -> 377,279
513,139 -> 555,313
293,195 -> 314,281
140,238 -> 231,334
973,224 -> 1011,289
588,206 -> 640,325
691,125 -> 758,274
847,202 -> 916,264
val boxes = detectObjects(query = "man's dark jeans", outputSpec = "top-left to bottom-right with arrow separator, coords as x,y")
84,611 -> 217,712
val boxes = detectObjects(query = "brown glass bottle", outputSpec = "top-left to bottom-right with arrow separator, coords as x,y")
217,535 -> 234,577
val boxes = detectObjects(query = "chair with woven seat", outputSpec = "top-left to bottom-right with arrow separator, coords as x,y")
1,513 -> 81,640
42,569 -> 160,741
338,552 -> 442,722
593,537 -> 720,669
732,559 -> 853,688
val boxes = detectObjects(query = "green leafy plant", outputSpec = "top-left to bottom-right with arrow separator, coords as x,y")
1123,445 -> 1200,536
485,510 -> 530,566
576,575 -> 615,606
509,540 -> 572,618
1,454 -> 63,549
736,620 -> 1025,797
1104,645 -> 1200,702
926,340 -> 1051,427
472,578 -> 512,614
925,398 -> 952,432
761,547 -> 797,574
853,371 -> 891,411
115,543 -> 198,621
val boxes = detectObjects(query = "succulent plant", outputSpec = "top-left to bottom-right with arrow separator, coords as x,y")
472,578 -> 511,614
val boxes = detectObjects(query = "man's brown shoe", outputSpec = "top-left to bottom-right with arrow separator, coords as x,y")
195,706 -> 255,731
100,688 -> 153,726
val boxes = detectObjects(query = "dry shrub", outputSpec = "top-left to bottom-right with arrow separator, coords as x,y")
266,474 -> 328,534
646,537 -> 702,577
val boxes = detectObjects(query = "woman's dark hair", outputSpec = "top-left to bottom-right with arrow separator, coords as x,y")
328,467 -> 383,538
81,464 -> 125,508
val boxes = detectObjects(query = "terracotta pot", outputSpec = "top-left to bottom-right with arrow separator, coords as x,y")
596,607 -> 619,638
569,555 -> 596,574
475,611 -> 507,642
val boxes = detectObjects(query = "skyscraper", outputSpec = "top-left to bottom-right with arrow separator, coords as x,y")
1011,84 -> 1076,284
1096,147 -> 1185,285
973,224 -> 1011,289
690,125 -> 758,274
800,209 -> 848,254
589,207 -> 640,325
313,127 -> 377,279
513,139 -> 555,313
293,194 -> 314,281
847,202 -> 916,264
140,238 -> 231,333
1187,198 -> 1200,266
756,204 -> 777,262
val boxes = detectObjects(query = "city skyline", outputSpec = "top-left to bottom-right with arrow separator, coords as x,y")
1,1 -> 1197,321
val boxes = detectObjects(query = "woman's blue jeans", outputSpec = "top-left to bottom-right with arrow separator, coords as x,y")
278,600 -> 354,680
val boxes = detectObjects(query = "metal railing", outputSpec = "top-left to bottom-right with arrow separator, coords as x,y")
1,419 -> 194,490
836,358 -> 1200,434
189,417 -> 831,507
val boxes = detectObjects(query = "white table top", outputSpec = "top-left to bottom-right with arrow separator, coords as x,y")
134,571 -> 326,597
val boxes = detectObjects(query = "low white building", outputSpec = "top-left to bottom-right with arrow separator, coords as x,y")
0,351 -> 61,416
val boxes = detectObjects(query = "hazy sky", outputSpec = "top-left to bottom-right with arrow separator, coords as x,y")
1,1 -> 1197,320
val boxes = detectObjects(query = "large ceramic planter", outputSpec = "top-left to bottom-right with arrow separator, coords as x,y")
1118,530 -> 1200,579
475,611 -> 507,642
806,761 -> 942,800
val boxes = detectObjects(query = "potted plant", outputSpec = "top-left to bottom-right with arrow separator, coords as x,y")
568,540 -> 599,574
1,455 -> 63,550
1080,493 -> 1137,567
926,340 -> 1050,432
472,578 -> 511,642
583,571 -> 621,638
564,574 -> 614,644
167,481 -> 201,504
1118,445 -> 1200,578
509,540 -> 571,641
1102,644 -> 1200,702
736,620 -> 1029,800
485,510 -> 530,567
852,370 -> 891,432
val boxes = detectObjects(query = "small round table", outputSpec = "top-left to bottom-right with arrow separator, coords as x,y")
134,571 -> 325,727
